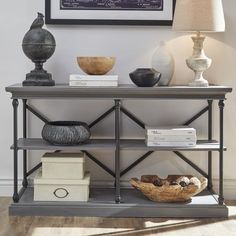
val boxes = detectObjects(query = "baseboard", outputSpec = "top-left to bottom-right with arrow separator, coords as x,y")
212,179 -> 236,200
0,179 -> 22,197
1,178 -> 236,200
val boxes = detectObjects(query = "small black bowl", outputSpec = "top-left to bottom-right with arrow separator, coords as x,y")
129,68 -> 161,87
41,121 -> 91,145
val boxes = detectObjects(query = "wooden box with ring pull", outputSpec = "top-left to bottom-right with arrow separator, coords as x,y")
41,152 -> 85,180
34,171 -> 90,201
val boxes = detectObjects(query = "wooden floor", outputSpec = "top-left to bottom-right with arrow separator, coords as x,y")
1,198 -> 236,236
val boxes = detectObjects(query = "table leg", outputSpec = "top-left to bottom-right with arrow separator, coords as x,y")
12,99 -> 19,203
115,99 -> 121,204
208,100 -> 213,190
218,100 -> 224,205
22,99 -> 28,188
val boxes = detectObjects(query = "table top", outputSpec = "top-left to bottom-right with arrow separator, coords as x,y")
5,84 -> 232,100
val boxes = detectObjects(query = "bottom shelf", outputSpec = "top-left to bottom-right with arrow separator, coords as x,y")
9,187 -> 228,218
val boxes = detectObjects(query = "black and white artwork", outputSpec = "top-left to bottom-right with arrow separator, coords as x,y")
45,0 -> 175,25
60,0 -> 163,11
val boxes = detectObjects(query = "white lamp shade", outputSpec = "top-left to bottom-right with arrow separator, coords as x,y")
173,0 -> 225,32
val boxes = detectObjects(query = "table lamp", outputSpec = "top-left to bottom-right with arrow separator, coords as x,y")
172,0 -> 225,87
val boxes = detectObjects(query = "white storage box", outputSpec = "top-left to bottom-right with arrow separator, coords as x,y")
34,171 -> 90,202
42,152 -> 85,179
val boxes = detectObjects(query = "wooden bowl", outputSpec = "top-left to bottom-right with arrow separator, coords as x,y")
130,175 -> 207,203
77,57 -> 116,75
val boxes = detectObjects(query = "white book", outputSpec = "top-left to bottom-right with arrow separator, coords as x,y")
69,80 -> 118,87
145,140 -> 196,147
145,125 -> 196,136
70,74 -> 118,81
146,134 -> 197,142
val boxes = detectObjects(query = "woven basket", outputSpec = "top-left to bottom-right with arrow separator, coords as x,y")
130,175 -> 208,203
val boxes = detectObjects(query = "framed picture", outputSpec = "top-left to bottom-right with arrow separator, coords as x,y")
45,0 -> 176,25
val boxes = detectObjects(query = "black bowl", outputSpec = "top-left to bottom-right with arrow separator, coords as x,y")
42,121 -> 91,145
129,68 -> 161,87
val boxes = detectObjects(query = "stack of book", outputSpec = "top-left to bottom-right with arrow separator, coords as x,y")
145,126 -> 197,147
69,74 -> 118,87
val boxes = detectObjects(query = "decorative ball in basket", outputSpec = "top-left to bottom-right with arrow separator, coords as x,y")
130,175 -> 207,203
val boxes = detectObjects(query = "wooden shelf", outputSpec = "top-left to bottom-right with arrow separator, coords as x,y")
9,187 -> 228,217
12,138 -> 116,151
6,84 -> 232,217
120,139 -> 225,151
6,84 -> 232,100
12,138 -> 225,152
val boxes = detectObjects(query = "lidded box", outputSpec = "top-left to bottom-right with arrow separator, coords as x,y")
34,171 -> 90,202
42,152 -> 85,179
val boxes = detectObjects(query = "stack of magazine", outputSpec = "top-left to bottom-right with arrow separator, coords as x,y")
145,126 -> 197,147
69,75 -> 118,87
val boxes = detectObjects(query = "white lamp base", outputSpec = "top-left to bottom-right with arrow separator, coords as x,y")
186,33 -> 212,87
189,80 -> 208,87
188,72 -> 209,87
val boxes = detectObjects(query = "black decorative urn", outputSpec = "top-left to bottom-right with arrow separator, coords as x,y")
22,13 -> 56,86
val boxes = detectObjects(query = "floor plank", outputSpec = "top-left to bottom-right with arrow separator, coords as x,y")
0,198 -> 236,236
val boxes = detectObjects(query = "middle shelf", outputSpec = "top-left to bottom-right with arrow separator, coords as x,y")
12,138 -> 225,151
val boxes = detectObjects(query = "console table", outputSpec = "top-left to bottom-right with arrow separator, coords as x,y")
5,84 -> 232,217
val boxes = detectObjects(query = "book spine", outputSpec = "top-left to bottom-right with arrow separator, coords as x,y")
146,130 -> 196,135
69,81 -> 118,87
146,134 -> 196,142
70,75 -> 118,81
145,141 -> 196,147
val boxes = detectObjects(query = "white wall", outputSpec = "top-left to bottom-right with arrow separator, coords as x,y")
0,0 -> 236,198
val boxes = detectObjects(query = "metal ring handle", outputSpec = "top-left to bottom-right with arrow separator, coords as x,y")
53,188 -> 69,199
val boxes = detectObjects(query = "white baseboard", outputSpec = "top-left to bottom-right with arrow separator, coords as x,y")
1,178 -> 236,200
212,179 -> 236,200
0,179 -> 22,197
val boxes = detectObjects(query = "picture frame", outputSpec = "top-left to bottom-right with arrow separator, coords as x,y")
45,0 -> 176,26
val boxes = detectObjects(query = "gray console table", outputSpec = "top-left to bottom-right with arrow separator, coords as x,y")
5,84 -> 232,217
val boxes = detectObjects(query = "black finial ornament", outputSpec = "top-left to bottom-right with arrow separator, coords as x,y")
30,12 -> 44,29
22,13 -> 56,86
